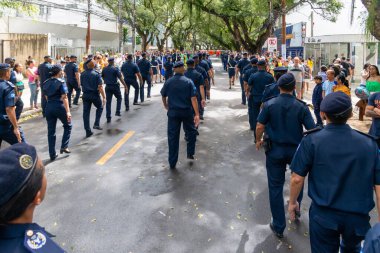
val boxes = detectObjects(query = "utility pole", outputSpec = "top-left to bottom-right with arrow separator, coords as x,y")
281,0 -> 286,58
118,0 -> 123,54
86,0 -> 91,54
310,11 -> 314,37
131,0 -> 136,55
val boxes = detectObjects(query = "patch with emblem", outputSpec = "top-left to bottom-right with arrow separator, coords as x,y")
26,231 -> 46,249
19,154 -> 33,170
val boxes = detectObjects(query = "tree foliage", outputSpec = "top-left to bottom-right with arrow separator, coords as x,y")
0,0 -> 37,14
360,0 -> 380,40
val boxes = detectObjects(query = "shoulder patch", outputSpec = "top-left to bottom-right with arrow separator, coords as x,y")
24,230 -> 65,253
303,126 -> 323,136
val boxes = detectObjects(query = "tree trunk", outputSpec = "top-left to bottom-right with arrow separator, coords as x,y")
141,34 -> 148,52
361,0 -> 380,40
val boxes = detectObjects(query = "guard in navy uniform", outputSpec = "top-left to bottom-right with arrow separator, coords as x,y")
102,58 -> 128,123
185,59 -> 206,120
236,52 -> 250,105
80,58 -> 106,137
5,57 -> 23,120
0,64 -> 23,146
160,61 -> 200,170
164,56 -> 174,81
289,92 -> 380,253
137,53 -> 153,101
261,66 -> 289,103
121,54 -> 143,110
256,73 -> 315,238
64,55 -> 81,107
243,58 -> 258,130
43,65 -> 72,161
193,55 -> 209,120
248,60 -> 275,136
0,143 -> 66,253
37,56 -> 53,117
199,54 -> 211,100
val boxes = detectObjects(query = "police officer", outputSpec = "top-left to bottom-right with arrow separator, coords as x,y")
121,54 -> 143,110
193,55 -> 209,120
0,143 -> 65,252
5,57 -> 23,120
185,59 -> 206,118
160,61 -> 200,170
261,66 -> 289,103
64,55 -> 81,107
102,57 -> 128,123
43,65 -> 72,161
0,64 -> 23,146
289,92 -> 380,252
37,56 -> 53,116
164,56 -> 174,81
151,55 -> 159,84
227,54 -> 237,89
137,52 -> 153,101
80,58 -> 106,137
236,52 -> 250,105
248,60 -> 275,137
198,54 -> 211,100
256,73 -> 315,238
242,58 -> 258,130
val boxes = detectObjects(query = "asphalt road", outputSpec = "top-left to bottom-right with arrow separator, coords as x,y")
10,60 -> 377,253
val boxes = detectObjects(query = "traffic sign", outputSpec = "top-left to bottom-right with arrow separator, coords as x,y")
268,37 -> 277,52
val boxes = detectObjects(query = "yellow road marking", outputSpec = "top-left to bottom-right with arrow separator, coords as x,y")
96,131 -> 135,165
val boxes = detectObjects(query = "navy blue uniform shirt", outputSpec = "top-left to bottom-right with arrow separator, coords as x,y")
9,71 -> 16,85
43,78 -> 68,102
312,83 -> 323,108
291,124 -> 380,214
121,61 -> 140,81
0,223 -> 65,252
242,64 -> 252,77
64,62 -> 79,84
227,59 -> 237,68
237,58 -> 250,73
102,65 -> 122,85
258,93 -> 315,145
0,79 -> 15,129
243,66 -> 258,83
248,70 -> 275,101
185,68 -> 204,93
368,92 -> 380,137
199,60 -> 210,74
137,58 -> 152,77
37,62 -> 52,84
80,69 -> 102,95
160,73 -> 197,117
195,65 -> 208,81
164,62 -> 174,77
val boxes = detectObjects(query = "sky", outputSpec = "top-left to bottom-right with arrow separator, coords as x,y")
286,0 -> 368,37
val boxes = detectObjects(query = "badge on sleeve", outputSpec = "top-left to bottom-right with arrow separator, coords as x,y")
24,230 -> 66,252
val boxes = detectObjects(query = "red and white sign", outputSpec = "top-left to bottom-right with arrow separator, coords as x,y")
268,37 -> 277,52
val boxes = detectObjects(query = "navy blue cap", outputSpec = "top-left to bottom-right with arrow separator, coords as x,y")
0,63 -> 10,70
250,58 -> 258,64
44,55 -> 51,59
273,66 -> 288,72
0,143 -> 38,206
173,61 -> 184,68
257,60 -> 266,66
277,73 -> 296,88
108,57 -> 115,62
69,55 -> 77,59
192,55 -> 199,59
186,59 -> 195,65
50,64 -> 62,76
320,91 -> 352,115
87,54 -> 94,59
85,58 -> 93,65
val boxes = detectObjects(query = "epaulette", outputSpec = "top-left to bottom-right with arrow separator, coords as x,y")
303,126 -> 323,136
265,82 -> 275,87
24,229 -> 65,253
354,129 -> 378,141
296,98 -> 307,105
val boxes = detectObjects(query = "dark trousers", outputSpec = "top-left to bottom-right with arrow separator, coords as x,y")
67,82 -> 81,106
240,77 -> 246,105
140,75 -> 152,102
313,107 -> 323,126
266,145 -> 303,234
251,100 -> 261,139
167,113 -> 197,168
41,90 -> 47,117
0,125 -> 26,147
105,86 -> 122,119
247,96 -> 255,130
45,102 -> 72,158
125,80 -> 139,109
309,204 -> 370,253
82,95 -> 103,134
15,98 -> 23,120
197,93 -> 204,117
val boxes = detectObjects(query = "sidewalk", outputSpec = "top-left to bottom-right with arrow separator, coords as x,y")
18,79 -> 43,121
302,80 -> 371,133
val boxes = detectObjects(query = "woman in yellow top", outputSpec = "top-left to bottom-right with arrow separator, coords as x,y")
366,65 -> 380,92
307,57 -> 314,78
333,74 -> 351,97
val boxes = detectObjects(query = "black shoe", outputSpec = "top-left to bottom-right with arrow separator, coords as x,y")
115,113 -> 121,117
184,136 -> 188,142
187,155 -> 195,160
200,116 -> 204,120
86,132 -> 94,138
147,96 -> 151,98
295,210 -> 301,219
170,166 -> 176,170
133,102 -> 140,105
93,126 -> 103,130
107,118 -> 111,123
125,108 -> 130,111
269,222 -> 284,239
50,154 -> 58,161
196,130 -> 199,136
60,148 -> 71,154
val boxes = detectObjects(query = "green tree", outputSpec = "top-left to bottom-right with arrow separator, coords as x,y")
358,0 -> 380,40
0,0 -> 36,13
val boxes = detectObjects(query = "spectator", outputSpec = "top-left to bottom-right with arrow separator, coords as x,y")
13,63 -> 25,97
355,63 -> 371,121
288,57 -> 305,99
322,70 -> 335,97
307,57 -> 314,78
333,74 -> 351,96
26,60 -> 39,110
79,56 -> 87,73
366,65 -> 380,93
317,65 -> 327,82
361,63 -> 371,85
312,75 -> 323,126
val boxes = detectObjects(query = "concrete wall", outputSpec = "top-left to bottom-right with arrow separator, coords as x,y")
0,33 -> 48,64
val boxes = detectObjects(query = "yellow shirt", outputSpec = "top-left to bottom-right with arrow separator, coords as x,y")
333,84 -> 351,97
79,62 -> 84,73
307,60 -> 313,69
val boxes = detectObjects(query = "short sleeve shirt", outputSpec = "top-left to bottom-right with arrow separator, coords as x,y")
368,92 -> 380,137
121,61 -> 140,81
322,80 -> 335,96
102,65 -> 121,85
64,62 -> 79,84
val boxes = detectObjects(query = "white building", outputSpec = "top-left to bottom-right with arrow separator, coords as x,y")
0,0 -> 121,63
